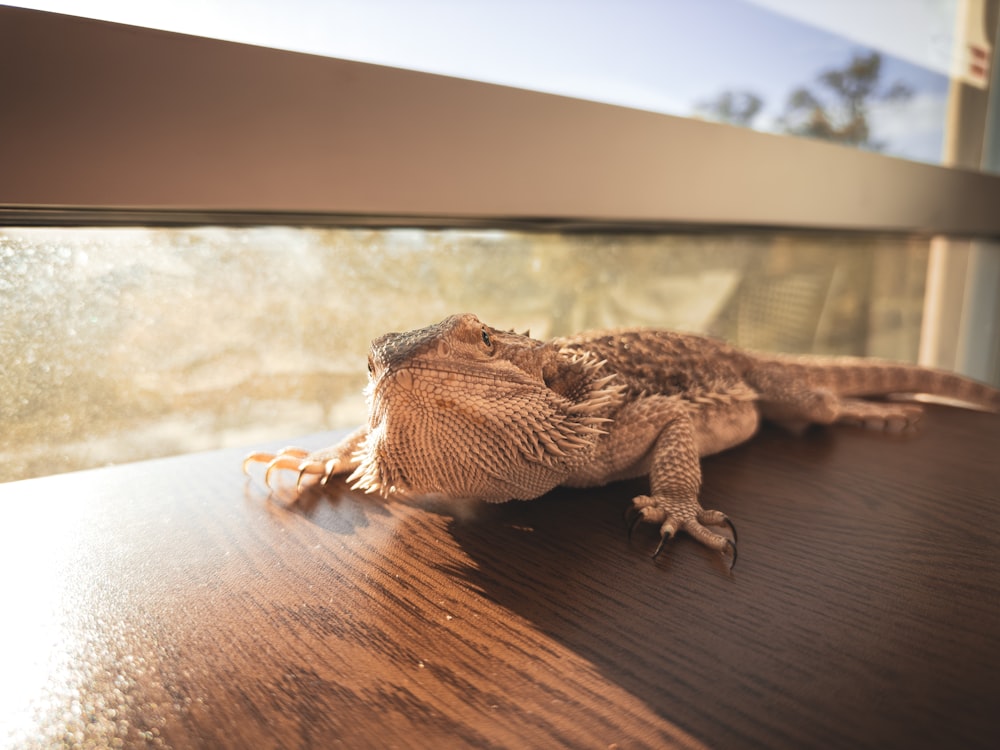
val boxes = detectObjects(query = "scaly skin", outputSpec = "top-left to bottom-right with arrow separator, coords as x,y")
244,313 -> 1000,568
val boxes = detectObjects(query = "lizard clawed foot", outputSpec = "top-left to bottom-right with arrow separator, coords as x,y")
627,495 -> 738,571
834,399 -> 924,434
242,447 -> 335,491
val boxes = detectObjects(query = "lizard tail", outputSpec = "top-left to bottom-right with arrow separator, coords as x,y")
749,353 -> 1000,412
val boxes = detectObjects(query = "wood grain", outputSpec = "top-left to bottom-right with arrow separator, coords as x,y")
1,404 -> 998,749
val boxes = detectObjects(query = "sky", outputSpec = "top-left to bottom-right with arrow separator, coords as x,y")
9,0 -> 963,164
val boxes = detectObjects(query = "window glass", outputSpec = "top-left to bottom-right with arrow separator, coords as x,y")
1,226 -> 930,482
9,0 -> 990,168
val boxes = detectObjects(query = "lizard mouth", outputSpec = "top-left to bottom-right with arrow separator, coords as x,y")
370,360 -> 521,416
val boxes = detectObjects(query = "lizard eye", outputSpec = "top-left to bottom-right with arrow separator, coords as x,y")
481,329 -> 492,348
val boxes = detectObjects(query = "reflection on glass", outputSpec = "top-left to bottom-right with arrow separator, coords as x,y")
0,226 -> 930,482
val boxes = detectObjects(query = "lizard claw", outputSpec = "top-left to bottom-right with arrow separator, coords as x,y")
243,447 -> 312,489
243,451 -> 277,475
319,459 -> 338,485
295,458 -> 335,491
724,538 -> 738,571
625,506 -> 644,541
699,508 -> 738,546
726,518 -> 738,547
296,465 -> 309,491
652,528 -> 674,559
628,495 -> 737,570
650,525 -> 736,570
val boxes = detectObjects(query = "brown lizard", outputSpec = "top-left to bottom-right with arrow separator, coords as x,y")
244,313 -> 1000,567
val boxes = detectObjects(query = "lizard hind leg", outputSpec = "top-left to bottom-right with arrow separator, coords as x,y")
759,388 -> 924,434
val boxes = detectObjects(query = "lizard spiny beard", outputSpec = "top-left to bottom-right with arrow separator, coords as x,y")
347,355 -> 623,502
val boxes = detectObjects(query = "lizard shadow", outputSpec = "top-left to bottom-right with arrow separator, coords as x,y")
430,479 -> 737,737
423,422 -> 848,739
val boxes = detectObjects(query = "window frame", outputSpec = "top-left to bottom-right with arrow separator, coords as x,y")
2,5 -> 1000,238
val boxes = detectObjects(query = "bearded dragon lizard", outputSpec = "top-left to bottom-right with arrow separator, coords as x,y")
244,313 -> 1000,568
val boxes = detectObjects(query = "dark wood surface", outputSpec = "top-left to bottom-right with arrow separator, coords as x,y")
2,405 -> 998,749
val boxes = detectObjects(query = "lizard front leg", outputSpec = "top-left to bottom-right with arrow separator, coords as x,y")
243,425 -> 368,492
627,405 -> 738,568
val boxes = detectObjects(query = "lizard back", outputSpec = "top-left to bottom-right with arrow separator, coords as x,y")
555,329 -> 752,402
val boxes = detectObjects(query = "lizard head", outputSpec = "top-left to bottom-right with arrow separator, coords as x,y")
347,313 -> 624,502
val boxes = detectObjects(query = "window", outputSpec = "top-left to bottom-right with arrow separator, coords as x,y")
1,226 -> 932,483
1,6 -> 998,483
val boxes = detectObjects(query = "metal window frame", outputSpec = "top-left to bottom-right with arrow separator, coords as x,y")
2,5 -> 1000,237
918,5 -> 1000,385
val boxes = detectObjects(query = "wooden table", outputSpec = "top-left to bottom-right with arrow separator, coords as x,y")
2,405 -> 998,749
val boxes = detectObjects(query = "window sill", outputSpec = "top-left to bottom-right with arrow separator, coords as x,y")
2,407 -> 998,747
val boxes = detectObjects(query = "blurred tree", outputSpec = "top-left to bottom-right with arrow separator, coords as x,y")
694,89 -> 765,127
779,51 -> 912,150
